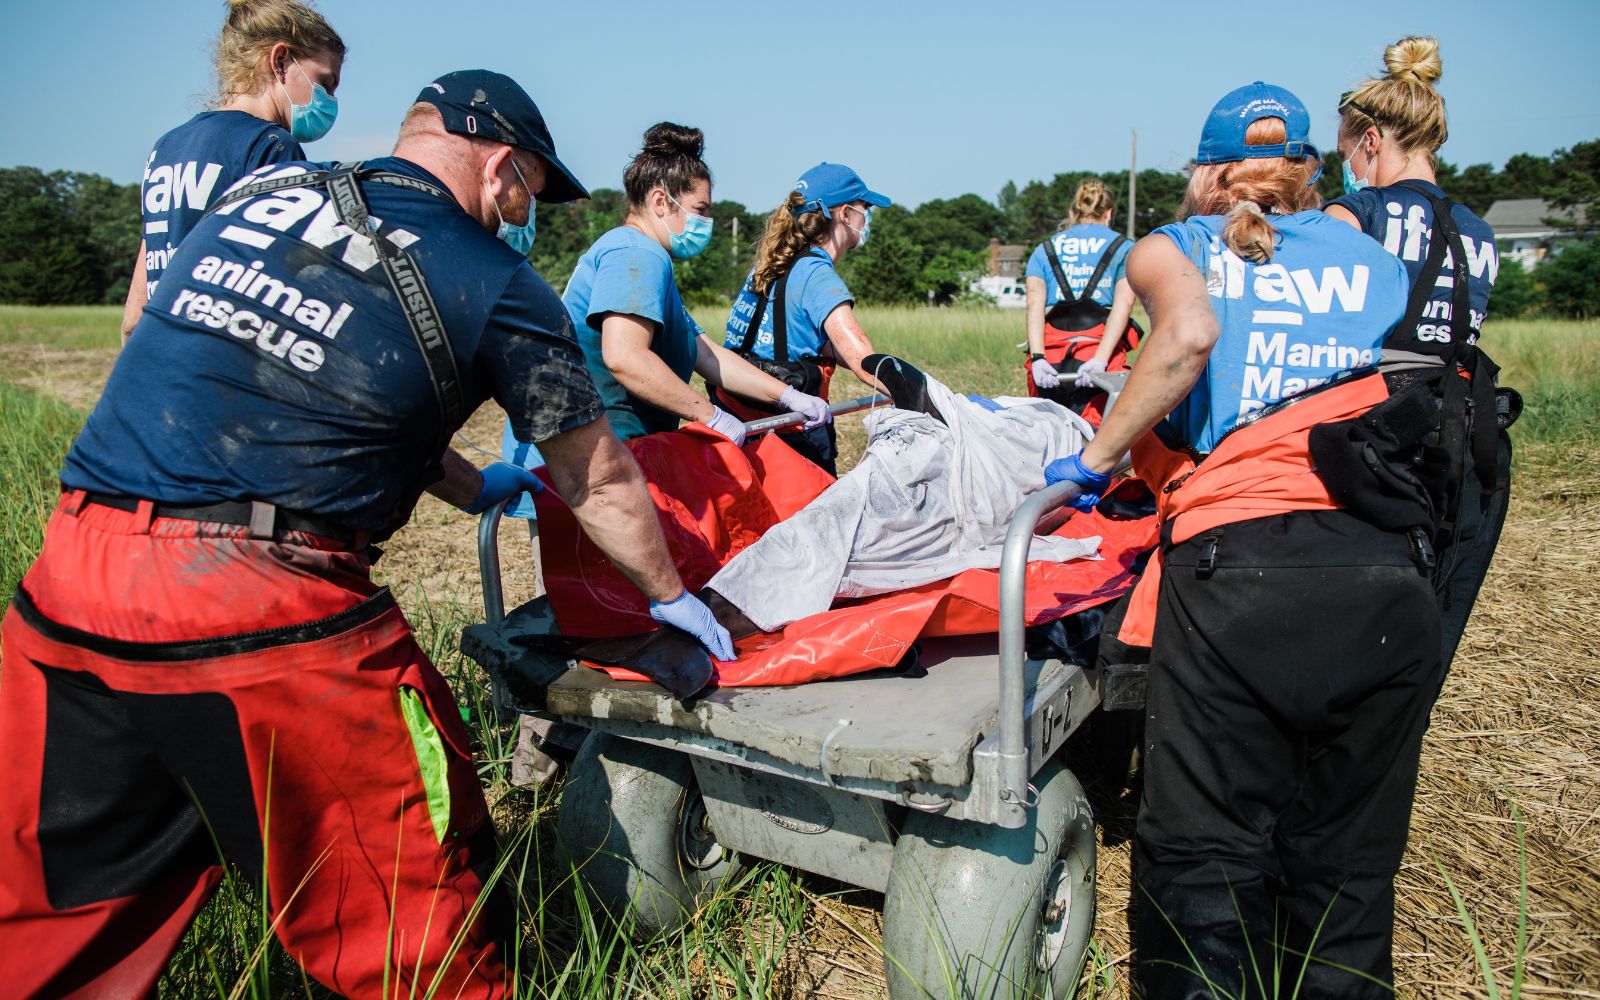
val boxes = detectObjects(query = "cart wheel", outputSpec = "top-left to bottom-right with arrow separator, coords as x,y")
557,734 -> 740,939
882,757 -> 1096,999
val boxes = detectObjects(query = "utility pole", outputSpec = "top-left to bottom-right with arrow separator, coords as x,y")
1128,130 -> 1138,240
731,215 -> 739,270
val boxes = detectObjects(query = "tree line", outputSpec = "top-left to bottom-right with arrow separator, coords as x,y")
2,141 -> 1596,315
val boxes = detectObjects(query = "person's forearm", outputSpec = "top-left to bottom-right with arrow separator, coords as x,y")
121,243 -> 149,344
1025,284 -> 1047,356
608,349 -> 715,421
424,447 -> 483,508
542,422 -> 684,602
1080,316 -> 1214,474
696,338 -> 787,404
820,310 -> 885,395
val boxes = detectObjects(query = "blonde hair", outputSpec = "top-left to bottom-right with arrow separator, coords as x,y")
1339,36 -> 1447,156
750,191 -> 833,294
1179,117 -> 1323,263
1068,178 -> 1115,225
215,0 -> 345,101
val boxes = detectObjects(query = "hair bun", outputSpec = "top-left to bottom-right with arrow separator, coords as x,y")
641,122 -> 705,160
1385,36 -> 1442,86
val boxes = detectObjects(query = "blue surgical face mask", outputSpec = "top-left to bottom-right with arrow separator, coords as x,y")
844,205 -> 872,249
284,60 -> 338,143
491,156 -> 537,256
662,193 -> 714,260
1341,145 -> 1373,195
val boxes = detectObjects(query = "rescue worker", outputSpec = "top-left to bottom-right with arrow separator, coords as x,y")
122,0 -> 345,343
1324,36 -> 1508,672
1023,177 -> 1140,418
0,70 -> 733,999
1044,83 -> 1433,998
561,124 -> 831,452
719,162 -> 893,474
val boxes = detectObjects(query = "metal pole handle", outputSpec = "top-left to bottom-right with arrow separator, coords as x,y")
477,497 -> 510,624
741,393 -> 888,436
996,480 -> 1083,809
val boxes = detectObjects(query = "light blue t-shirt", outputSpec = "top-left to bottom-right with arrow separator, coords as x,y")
723,249 -> 853,361
1024,224 -> 1131,308
564,226 -> 701,438
499,227 -> 699,516
1154,211 -> 1410,454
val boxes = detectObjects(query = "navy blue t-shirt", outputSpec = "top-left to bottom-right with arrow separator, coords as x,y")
64,157 -> 603,531
140,111 -> 304,296
1328,181 -> 1498,347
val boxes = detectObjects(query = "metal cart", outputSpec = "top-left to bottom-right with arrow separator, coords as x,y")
462,377 -> 1133,999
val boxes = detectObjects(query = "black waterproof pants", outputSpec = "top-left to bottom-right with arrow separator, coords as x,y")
1131,511 -> 1442,1000
1435,430 -> 1513,671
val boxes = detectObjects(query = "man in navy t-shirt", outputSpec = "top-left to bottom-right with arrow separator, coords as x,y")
0,71 -> 732,1000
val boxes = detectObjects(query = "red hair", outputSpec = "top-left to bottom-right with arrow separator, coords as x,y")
1179,118 -> 1322,262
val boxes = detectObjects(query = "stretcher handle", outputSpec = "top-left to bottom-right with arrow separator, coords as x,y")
741,393 -> 888,436
997,479 -> 1084,813
478,496 -> 510,625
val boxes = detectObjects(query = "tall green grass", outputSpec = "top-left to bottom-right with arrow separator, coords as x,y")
0,382 -> 83,608
0,304 -> 123,350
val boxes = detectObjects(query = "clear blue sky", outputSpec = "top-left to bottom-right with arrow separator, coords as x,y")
4,0 -> 1597,210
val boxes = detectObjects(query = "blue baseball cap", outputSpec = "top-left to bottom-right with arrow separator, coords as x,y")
416,70 -> 589,203
1195,81 -> 1321,172
792,162 -> 891,218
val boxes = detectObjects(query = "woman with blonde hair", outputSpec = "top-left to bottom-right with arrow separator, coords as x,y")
121,0 -> 345,341
1022,177 -> 1139,419
1326,36 -> 1510,677
1044,82 -> 1427,997
719,162 -> 890,474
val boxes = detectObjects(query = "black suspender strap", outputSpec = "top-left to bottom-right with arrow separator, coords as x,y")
1042,233 -> 1127,305
738,257 -> 800,362
1079,235 -> 1127,304
324,166 -> 464,454
203,164 -> 464,464
1390,180 -> 1498,492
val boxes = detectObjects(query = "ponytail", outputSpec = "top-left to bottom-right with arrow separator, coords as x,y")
1180,118 -> 1322,263
750,192 -> 832,294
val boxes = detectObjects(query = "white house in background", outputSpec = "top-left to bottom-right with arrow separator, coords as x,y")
1482,199 -> 1590,268
971,238 -> 1028,308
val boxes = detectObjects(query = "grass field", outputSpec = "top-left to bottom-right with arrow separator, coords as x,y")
1,304 -> 1597,998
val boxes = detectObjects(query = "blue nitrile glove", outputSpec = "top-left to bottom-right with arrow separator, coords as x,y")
1043,453 -> 1113,512
465,461 -> 543,515
650,591 -> 736,661
779,386 -> 832,429
966,394 -> 1005,412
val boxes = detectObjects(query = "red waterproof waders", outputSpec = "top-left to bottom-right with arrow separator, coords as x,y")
0,495 -> 508,999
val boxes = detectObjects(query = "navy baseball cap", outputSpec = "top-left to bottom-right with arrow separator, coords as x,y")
792,162 -> 891,218
416,70 -> 589,203
1195,81 -> 1321,171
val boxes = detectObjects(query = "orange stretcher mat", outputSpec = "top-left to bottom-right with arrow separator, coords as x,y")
531,424 -> 1157,687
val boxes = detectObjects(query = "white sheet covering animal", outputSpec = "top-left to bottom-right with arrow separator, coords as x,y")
706,376 -> 1101,631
